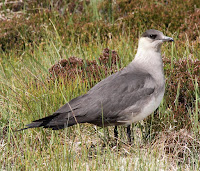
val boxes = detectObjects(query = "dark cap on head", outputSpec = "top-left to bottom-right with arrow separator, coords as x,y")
141,29 -> 163,40
141,29 -> 174,42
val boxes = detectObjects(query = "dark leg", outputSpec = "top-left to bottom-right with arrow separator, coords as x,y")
114,126 -> 118,139
127,125 -> 131,143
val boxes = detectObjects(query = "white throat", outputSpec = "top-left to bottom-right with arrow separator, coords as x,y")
131,37 -> 165,85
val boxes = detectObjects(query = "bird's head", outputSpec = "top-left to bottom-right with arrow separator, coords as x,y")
138,29 -> 174,52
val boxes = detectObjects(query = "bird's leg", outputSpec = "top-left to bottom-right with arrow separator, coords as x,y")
127,125 -> 131,143
114,126 -> 118,139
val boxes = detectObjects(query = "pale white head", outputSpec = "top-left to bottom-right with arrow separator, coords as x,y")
138,29 -> 173,52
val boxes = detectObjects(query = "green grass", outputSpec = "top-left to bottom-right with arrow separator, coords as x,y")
0,27 -> 199,170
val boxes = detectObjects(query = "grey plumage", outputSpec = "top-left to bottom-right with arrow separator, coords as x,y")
20,29 -> 173,133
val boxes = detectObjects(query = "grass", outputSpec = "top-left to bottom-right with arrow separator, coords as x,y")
0,0 -> 200,170
1,28 -> 199,170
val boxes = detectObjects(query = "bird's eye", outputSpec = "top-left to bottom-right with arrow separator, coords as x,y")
149,34 -> 157,39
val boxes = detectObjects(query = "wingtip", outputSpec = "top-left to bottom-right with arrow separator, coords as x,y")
15,127 -> 30,132
15,122 -> 41,132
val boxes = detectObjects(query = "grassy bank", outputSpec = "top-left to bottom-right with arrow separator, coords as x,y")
0,0 -> 200,170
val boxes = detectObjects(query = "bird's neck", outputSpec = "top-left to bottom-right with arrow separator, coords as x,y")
134,48 -> 163,67
131,49 -> 165,85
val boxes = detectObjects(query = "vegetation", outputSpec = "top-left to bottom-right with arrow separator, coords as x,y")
0,0 -> 199,170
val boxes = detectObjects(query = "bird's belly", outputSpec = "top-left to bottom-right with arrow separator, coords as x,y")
129,92 -> 164,123
116,91 -> 165,125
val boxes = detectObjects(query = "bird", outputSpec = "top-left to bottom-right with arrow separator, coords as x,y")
19,29 -> 173,142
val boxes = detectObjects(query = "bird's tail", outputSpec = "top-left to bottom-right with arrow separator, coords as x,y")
17,113 -> 78,131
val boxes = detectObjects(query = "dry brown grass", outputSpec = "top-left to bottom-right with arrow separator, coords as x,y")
152,129 -> 200,166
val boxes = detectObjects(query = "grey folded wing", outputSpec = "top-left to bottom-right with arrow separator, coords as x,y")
25,69 -> 155,129
76,70 -> 156,126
